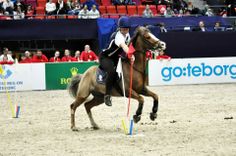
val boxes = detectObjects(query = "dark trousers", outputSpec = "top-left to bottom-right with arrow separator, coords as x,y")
99,54 -> 118,95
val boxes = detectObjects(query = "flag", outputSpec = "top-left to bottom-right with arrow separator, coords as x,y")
0,65 -> 4,75
127,43 -> 135,59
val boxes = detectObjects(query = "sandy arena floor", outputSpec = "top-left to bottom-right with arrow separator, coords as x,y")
0,84 -> 236,156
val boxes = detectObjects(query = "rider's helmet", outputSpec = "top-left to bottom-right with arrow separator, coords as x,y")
118,16 -> 130,28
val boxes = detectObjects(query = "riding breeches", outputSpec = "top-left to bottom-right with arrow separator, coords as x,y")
99,55 -> 118,95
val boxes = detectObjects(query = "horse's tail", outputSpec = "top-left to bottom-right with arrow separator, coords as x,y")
68,74 -> 82,99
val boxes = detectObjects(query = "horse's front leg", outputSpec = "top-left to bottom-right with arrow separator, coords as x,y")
130,90 -> 144,123
142,87 -> 159,121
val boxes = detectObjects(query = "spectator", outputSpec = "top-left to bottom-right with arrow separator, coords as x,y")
66,0 -> 73,12
80,45 -> 98,61
142,5 -> 153,18
156,50 -> 171,60
56,0 -> 68,15
173,0 -> 187,12
23,51 -> 32,63
19,55 -> 27,63
49,50 -> 61,62
61,49 -> 74,62
25,5 -> 34,19
68,0 -> 81,15
205,8 -> 214,16
14,0 -> 25,13
0,8 -> 11,20
88,4 -> 100,19
193,21 -> 208,32
2,0 -> 14,15
78,4 -> 89,19
73,50 -> 81,62
164,6 -> 175,17
13,5 -> 24,19
32,50 -> 48,63
225,0 -> 236,16
214,21 -> 225,31
159,22 -> 167,33
46,0 -> 56,15
113,0 -> 134,5
0,47 -> 14,64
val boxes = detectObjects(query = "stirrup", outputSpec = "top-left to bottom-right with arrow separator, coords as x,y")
104,95 -> 112,106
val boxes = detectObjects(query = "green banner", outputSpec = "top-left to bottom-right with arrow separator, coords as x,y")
45,62 -> 98,90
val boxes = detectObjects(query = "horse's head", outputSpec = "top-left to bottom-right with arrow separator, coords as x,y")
132,26 -> 166,53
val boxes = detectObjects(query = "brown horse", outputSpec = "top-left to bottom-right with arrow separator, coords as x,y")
68,26 -> 166,131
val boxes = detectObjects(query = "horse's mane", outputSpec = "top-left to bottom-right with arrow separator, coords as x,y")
130,28 -> 139,46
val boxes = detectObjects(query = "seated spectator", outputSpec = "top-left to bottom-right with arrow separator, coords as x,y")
142,5 -> 153,18
19,55 -> 27,63
225,0 -> 236,16
61,49 -> 74,62
159,22 -> 167,33
68,0 -> 81,15
13,5 -> 25,19
146,50 -> 153,60
56,0 -> 68,15
0,47 -> 14,64
113,0 -> 134,5
32,50 -> 48,63
25,5 -> 34,19
14,0 -> 25,13
49,50 -> 61,62
156,50 -> 171,60
46,0 -> 56,15
2,0 -> 14,15
88,4 -> 100,19
66,0 -> 73,12
80,45 -> 98,62
22,51 -> 32,63
73,50 -> 81,62
193,21 -> 208,32
78,4 -> 89,19
205,8 -> 214,16
164,6 -> 175,17
0,8 -> 11,20
214,21 -> 225,31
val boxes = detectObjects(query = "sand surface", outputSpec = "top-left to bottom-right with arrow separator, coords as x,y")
0,84 -> 236,156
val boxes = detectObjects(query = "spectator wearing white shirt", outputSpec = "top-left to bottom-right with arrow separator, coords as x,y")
0,47 -> 14,63
2,0 -> 14,15
46,0 -> 56,15
78,4 -> 89,19
88,4 -> 100,19
13,5 -> 25,19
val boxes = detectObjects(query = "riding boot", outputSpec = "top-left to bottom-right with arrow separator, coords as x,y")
104,95 -> 112,106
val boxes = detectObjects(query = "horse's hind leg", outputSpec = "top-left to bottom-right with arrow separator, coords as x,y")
71,97 -> 86,131
142,87 -> 159,121
84,96 -> 104,130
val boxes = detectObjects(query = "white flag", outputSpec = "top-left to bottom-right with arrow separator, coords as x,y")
116,57 -> 122,78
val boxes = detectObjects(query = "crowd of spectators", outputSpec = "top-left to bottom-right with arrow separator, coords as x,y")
0,44 -> 99,64
0,0 -> 235,20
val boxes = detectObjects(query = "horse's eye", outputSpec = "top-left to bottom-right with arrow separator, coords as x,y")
146,36 -> 151,39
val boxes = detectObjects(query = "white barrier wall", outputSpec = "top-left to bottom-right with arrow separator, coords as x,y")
149,57 -> 236,86
0,64 -> 45,92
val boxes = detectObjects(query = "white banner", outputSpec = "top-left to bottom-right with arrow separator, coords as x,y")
0,64 -> 45,92
149,57 -> 236,86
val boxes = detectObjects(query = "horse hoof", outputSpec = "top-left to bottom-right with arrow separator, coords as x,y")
133,115 -> 141,123
150,113 -> 157,121
92,126 -> 100,130
71,127 -> 79,131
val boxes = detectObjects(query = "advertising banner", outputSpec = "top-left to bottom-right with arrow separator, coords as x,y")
149,57 -> 236,86
0,64 -> 45,92
45,62 -> 98,90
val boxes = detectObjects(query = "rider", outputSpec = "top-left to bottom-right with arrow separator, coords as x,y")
99,16 -> 132,107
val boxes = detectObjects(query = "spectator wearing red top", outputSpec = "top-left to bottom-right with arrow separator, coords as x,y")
61,49 -> 74,62
24,51 -> 32,63
80,45 -> 98,62
0,47 -> 14,64
146,50 -> 153,60
32,50 -> 48,63
49,51 -> 61,62
73,50 -> 81,62
156,50 -> 171,61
